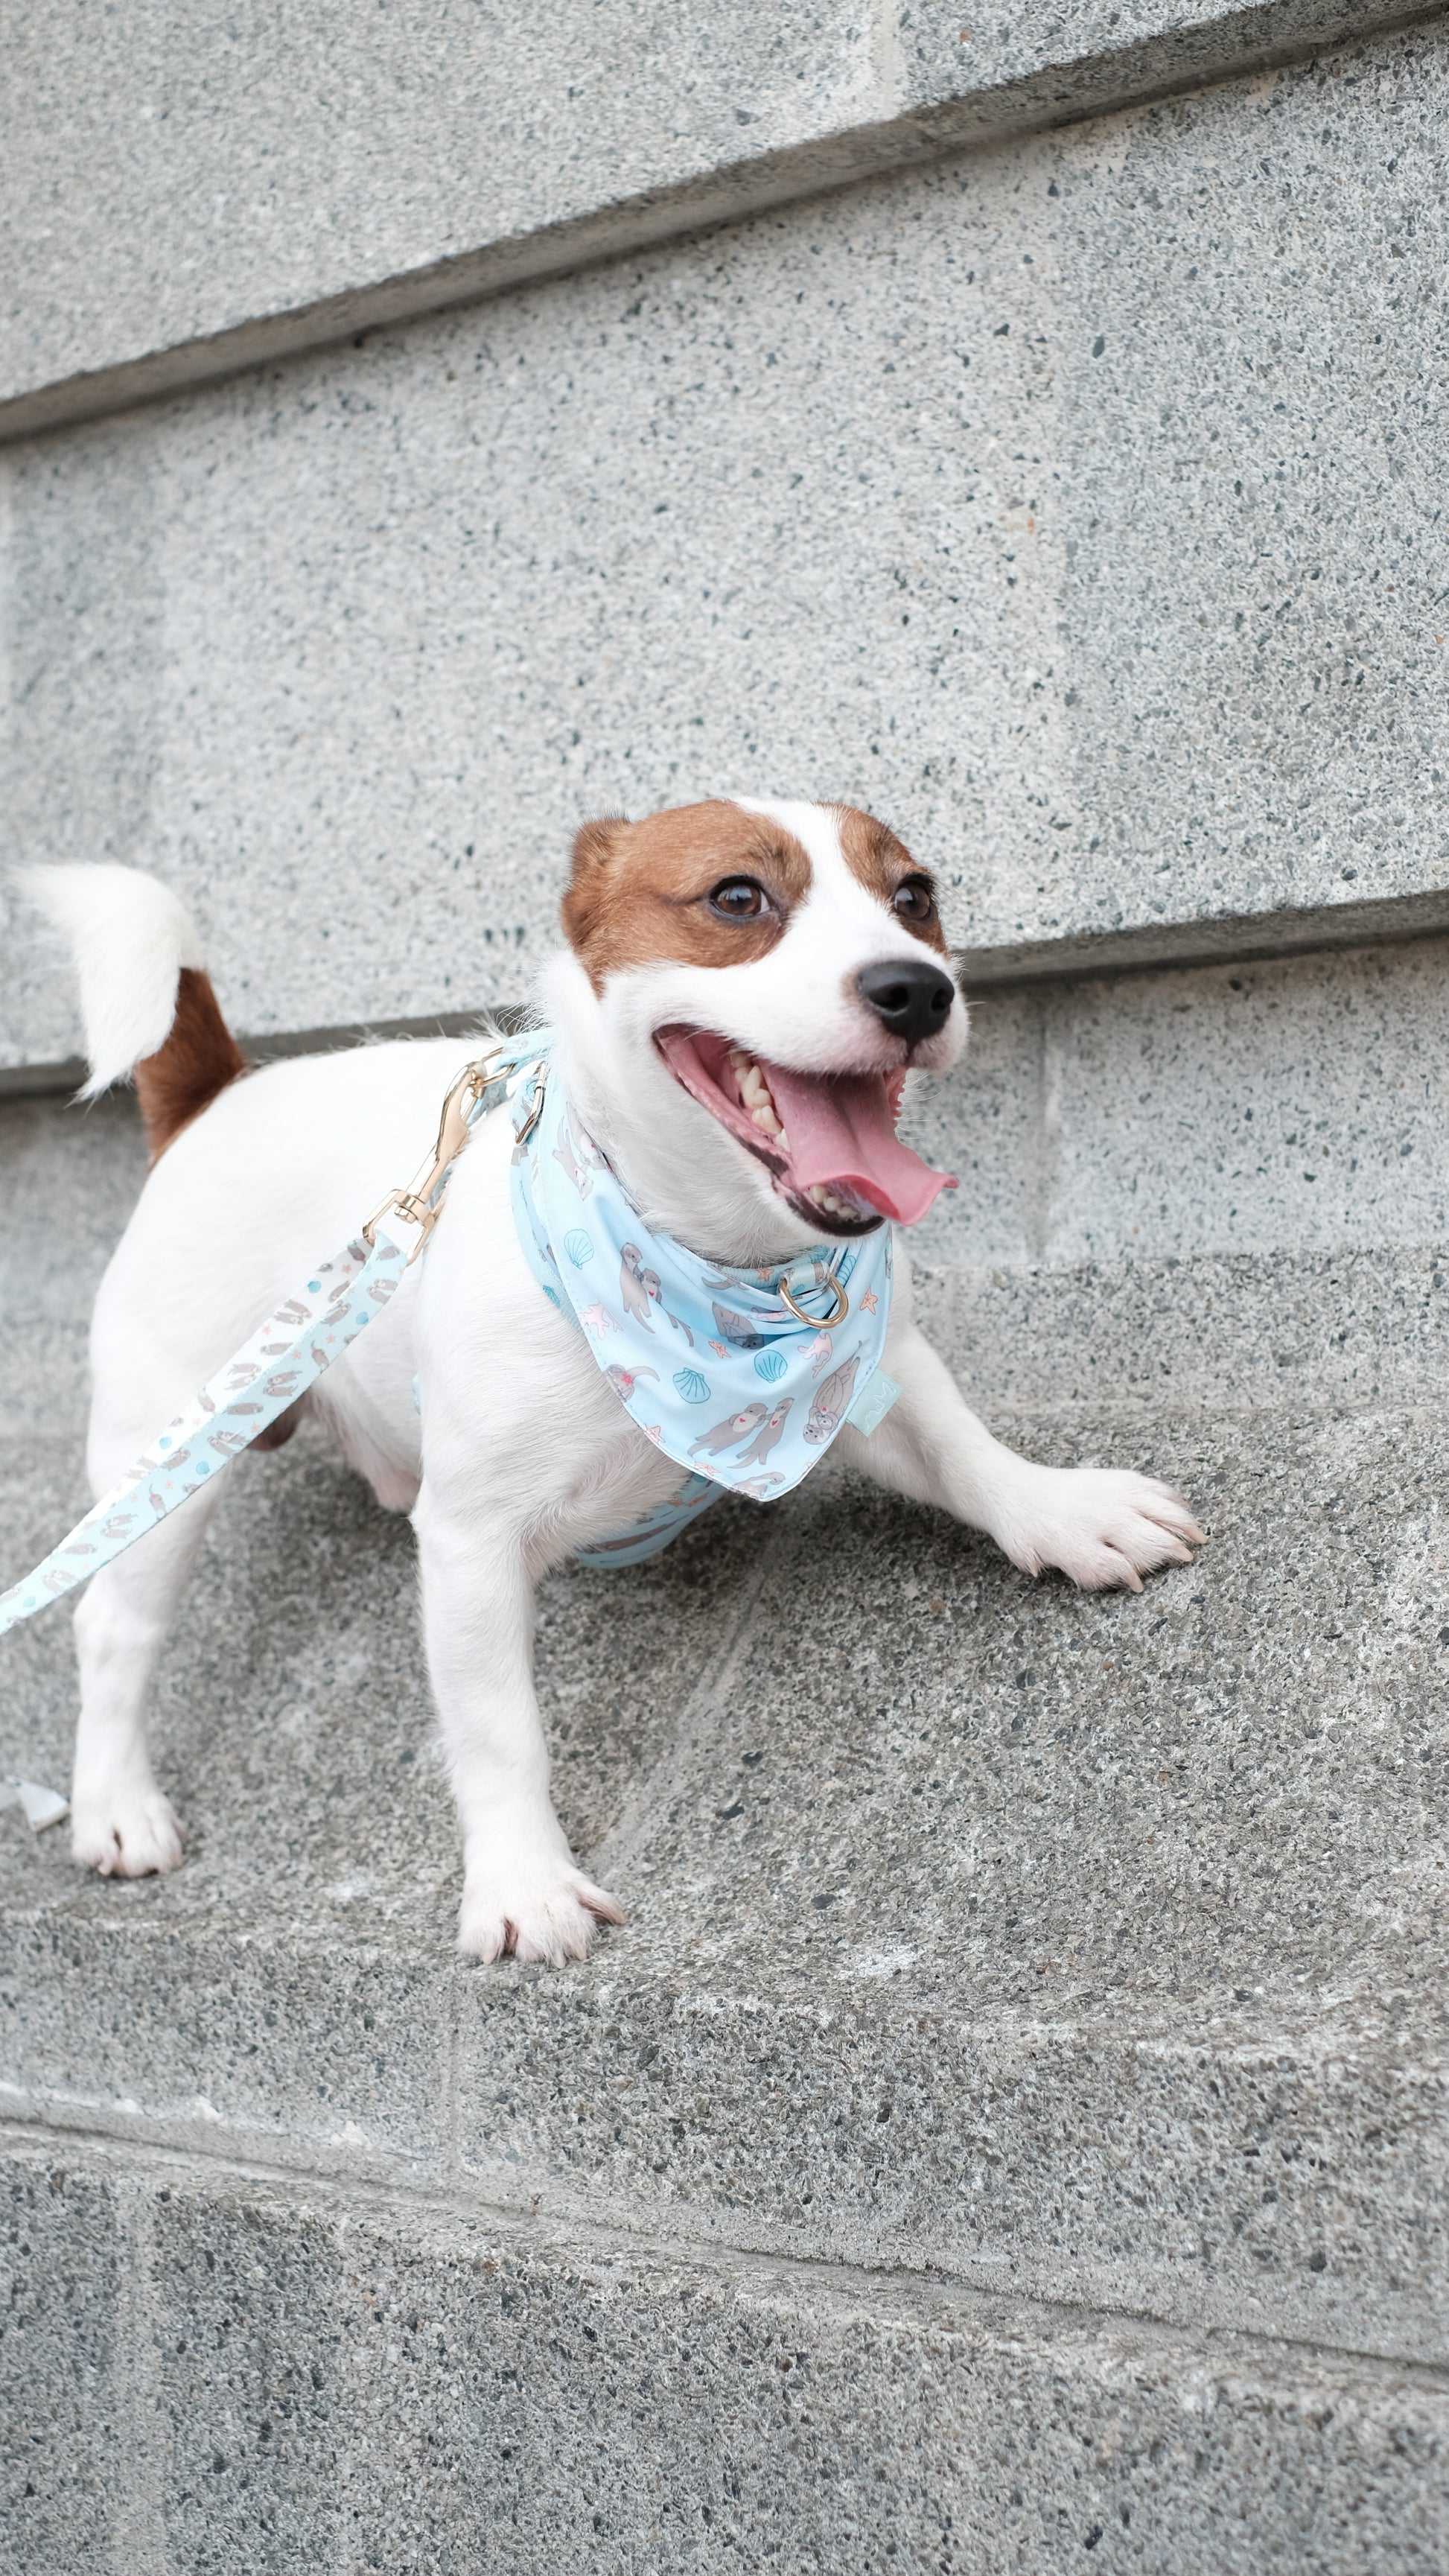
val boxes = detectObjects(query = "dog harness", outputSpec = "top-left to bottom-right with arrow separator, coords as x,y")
0,1034 -> 900,1634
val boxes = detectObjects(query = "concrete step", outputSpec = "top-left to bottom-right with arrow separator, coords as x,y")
5,1373 -> 1449,2369
6,2128 -> 1448,2575
7,1036 -> 1449,2551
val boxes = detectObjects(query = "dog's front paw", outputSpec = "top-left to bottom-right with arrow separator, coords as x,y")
457,1847 -> 625,1966
71,1784 -> 183,1877
996,1465 -> 1206,1594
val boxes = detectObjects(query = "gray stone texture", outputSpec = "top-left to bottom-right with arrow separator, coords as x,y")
7,1370 -> 1449,2359
0,1090 -> 146,1433
905,933 -> 1449,1273
7,941 -> 1449,2374
4,2130 -> 1448,2575
0,0 -> 1413,435
8,22 -> 1449,1072
7,6 -> 1449,2557
0,2149 -> 124,2575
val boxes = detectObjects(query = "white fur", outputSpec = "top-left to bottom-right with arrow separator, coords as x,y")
19,864 -> 205,1095
31,807 -> 1204,1959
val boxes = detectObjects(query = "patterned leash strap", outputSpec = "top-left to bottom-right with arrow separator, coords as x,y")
0,1034 -> 546,1639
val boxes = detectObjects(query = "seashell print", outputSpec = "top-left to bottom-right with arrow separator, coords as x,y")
564,1228 -> 594,1268
753,1347 -> 789,1384
672,1367 -> 712,1405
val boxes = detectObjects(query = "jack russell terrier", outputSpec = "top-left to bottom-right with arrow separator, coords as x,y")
24,799 -> 1203,1962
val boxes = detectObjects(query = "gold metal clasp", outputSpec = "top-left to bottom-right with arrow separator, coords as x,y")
362,1048 -> 509,1262
779,1270 -> 849,1329
512,1064 -> 547,1145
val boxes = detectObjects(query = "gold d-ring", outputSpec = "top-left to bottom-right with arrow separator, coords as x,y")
779,1271 -> 849,1329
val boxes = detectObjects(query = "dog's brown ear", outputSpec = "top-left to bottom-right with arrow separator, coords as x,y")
568,815 -> 629,880
561,813 -> 630,954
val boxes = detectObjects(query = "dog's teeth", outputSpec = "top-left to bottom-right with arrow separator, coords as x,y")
751,1102 -> 783,1136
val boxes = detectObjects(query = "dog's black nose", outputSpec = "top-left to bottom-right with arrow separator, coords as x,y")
856,956 -> 956,1047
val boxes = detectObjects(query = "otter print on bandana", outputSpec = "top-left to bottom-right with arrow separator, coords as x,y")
509,1052 -> 899,1566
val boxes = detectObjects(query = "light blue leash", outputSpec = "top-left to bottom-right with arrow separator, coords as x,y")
0,1036 -> 541,1638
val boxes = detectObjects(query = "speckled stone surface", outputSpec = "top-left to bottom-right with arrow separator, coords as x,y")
0,0 -> 1401,433
7,947 -> 1449,2368
0,0 -> 876,415
7,15 -> 1449,2540
0,2149 -> 124,2576
0,1091 -> 145,1434
4,2132 -> 1448,2576
6,1400 -> 1449,2360
904,935 -> 1449,1274
8,23 -> 1449,1069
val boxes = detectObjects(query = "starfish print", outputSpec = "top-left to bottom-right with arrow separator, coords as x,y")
861,1287 -> 879,1315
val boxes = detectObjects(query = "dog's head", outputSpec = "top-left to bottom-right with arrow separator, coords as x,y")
541,796 -> 966,1260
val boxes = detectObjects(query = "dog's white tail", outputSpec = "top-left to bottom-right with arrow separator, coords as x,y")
21,863 -> 246,1155
20,863 -> 207,1098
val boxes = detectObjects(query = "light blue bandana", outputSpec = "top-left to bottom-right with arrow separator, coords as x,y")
507,1050 -> 899,1564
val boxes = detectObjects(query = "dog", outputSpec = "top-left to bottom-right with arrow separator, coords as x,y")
22,798 -> 1203,1963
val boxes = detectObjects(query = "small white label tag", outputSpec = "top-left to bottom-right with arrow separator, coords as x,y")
845,1369 -> 902,1437
0,1779 -> 70,1831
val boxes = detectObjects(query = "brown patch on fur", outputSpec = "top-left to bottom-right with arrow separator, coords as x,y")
134,966 -> 250,1160
561,801 -> 813,991
252,1398 -> 305,1452
835,807 -> 949,955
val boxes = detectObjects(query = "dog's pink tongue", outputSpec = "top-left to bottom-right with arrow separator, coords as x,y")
759,1059 -> 957,1225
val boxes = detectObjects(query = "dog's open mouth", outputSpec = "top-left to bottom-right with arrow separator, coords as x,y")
655,1028 -> 957,1233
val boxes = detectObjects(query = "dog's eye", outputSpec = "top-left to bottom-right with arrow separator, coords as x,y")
709,877 -> 770,921
894,877 -> 937,926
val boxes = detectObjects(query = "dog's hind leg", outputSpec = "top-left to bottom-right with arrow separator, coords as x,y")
69,1486 -> 223,1876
